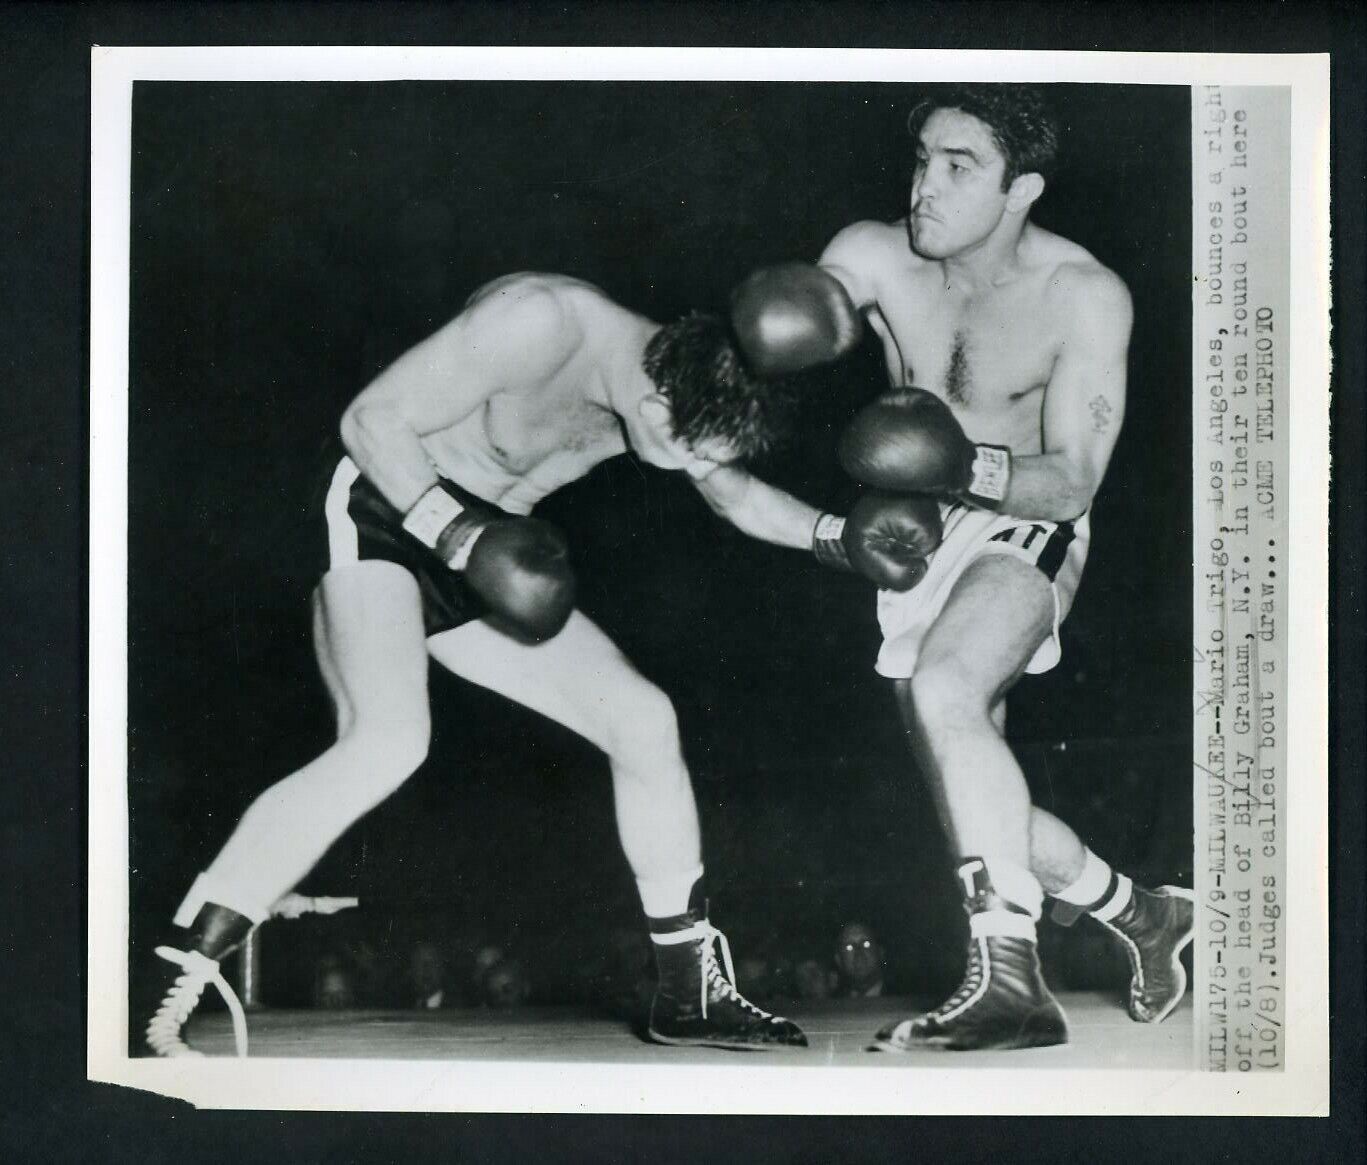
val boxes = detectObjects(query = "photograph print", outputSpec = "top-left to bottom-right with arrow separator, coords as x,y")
106,64 -> 1198,1103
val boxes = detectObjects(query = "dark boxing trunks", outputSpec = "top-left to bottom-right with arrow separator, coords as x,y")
319,454 -> 495,639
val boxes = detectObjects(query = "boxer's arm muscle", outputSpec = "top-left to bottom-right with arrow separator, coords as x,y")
690,465 -> 823,550
1000,269 -> 1132,521
818,220 -> 890,312
340,283 -> 577,512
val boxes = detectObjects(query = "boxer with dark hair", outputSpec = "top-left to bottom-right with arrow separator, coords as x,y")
142,271 -> 943,1057
643,310 -> 801,457
730,85 -> 1193,1051
904,84 -> 1061,189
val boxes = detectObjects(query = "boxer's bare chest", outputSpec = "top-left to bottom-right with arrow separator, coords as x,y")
424,377 -> 622,514
871,270 -> 1061,426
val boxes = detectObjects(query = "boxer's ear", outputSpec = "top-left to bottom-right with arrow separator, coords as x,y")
638,395 -> 674,430
1006,171 -> 1045,213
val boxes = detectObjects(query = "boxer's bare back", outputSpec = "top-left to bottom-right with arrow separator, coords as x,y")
346,272 -> 656,515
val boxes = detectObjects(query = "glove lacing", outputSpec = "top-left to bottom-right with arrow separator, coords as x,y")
146,946 -> 249,1057
695,923 -> 771,1021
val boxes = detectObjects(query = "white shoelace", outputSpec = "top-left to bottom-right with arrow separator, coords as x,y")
146,946 -> 249,1057
653,921 -> 774,1021
926,939 -> 988,1022
696,924 -> 770,1021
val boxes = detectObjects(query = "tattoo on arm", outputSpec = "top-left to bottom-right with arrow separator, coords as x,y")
1089,394 -> 1114,433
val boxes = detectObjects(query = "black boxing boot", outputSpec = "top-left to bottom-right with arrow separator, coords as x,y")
144,902 -> 254,1057
872,858 -> 1068,1052
1060,874 -> 1194,1023
646,884 -> 807,1051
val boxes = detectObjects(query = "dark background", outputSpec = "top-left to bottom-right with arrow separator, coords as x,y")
126,79 -> 1192,1005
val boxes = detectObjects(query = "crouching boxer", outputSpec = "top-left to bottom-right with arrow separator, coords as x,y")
730,85 -> 1193,1051
142,271 -> 942,1057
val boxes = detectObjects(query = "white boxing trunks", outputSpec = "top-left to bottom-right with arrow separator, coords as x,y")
875,502 -> 1090,679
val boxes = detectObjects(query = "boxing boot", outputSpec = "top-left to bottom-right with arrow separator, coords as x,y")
646,889 -> 807,1051
1080,877 -> 1195,1023
872,858 -> 1068,1052
143,902 -> 253,1057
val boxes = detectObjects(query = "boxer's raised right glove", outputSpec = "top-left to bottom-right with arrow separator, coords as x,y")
812,492 -> 943,591
729,263 -> 863,376
403,481 -> 576,642
839,388 -> 1012,511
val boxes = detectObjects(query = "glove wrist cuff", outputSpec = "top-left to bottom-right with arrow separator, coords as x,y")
440,520 -> 485,571
811,513 -> 852,571
963,444 -> 1012,510
403,484 -> 484,570
403,484 -> 464,546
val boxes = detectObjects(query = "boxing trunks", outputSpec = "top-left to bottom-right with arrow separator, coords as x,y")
318,453 -> 496,638
874,501 -> 1090,679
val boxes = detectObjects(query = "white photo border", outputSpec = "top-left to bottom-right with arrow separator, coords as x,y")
88,45 -> 1330,1115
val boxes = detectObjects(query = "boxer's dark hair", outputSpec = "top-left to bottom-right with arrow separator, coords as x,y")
644,311 -> 799,457
907,85 -> 1061,190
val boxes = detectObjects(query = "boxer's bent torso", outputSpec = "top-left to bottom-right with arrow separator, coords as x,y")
382,271 -> 652,515
310,273 -> 660,633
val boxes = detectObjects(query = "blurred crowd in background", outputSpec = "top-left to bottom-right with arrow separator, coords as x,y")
303,918 -> 886,1014
266,905 -> 1136,1018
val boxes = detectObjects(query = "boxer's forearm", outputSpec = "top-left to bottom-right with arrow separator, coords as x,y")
995,451 -> 1099,523
691,465 -> 823,550
339,401 -> 442,514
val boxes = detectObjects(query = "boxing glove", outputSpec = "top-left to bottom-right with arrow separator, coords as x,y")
729,263 -> 863,376
838,388 -> 1012,510
403,481 -> 576,642
812,492 -> 943,591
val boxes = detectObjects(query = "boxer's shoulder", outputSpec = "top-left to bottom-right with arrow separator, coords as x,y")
822,218 -> 909,274
1046,260 -> 1132,335
455,271 -> 611,354
462,270 -> 607,317
1017,236 -> 1131,335
822,218 -> 929,306
1025,228 -> 1131,311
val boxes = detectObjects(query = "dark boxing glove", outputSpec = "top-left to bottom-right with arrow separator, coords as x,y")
403,481 -> 576,642
838,388 -> 1012,510
729,263 -> 863,376
812,492 -> 943,591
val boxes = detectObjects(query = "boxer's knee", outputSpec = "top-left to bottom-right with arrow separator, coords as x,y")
906,652 -> 995,739
601,683 -> 683,771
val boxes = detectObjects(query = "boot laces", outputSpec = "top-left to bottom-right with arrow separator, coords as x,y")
146,946 -> 249,1058
927,938 -> 987,1022
1098,892 -> 1150,993
696,924 -> 769,1021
